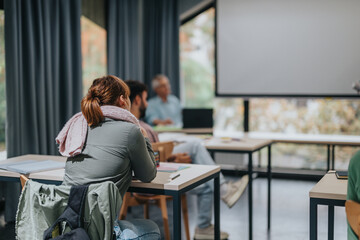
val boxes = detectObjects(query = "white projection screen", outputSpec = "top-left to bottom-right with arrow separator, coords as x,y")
216,0 -> 360,97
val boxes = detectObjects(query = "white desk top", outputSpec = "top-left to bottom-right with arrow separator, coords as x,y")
158,133 -> 272,152
204,137 -> 272,152
0,155 -> 220,191
214,131 -> 360,146
0,154 -> 65,179
309,172 -> 347,200
155,128 -> 213,134
131,163 -> 220,191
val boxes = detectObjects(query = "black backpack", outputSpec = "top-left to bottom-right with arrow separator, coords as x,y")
43,185 -> 90,240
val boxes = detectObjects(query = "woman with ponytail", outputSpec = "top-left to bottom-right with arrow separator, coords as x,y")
56,75 -> 160,239
58,75 -> 156,193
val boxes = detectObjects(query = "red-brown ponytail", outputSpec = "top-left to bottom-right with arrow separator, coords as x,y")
81,75 -> 130,127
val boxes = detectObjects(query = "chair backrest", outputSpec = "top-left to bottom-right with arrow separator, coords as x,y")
151,141 -> 174,162
20,175 -> 29,190
346,200 -> 360,239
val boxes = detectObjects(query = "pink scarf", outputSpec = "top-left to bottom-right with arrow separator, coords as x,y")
56,105 -> 139,157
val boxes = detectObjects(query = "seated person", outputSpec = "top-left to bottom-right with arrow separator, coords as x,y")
347,150 -> 360,239
57,75 -> 160,239
145,74 -> 182,127
126,80 -> 249,240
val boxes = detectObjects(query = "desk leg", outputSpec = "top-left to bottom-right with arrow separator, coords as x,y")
331,145 -> 335,170
258,151 -> 261,168
210,150 -> 215,160
173,194 -> 181,240
267,145 -> 271,230
327,145 -> 330,171
214,174 -> 220,240
248,153 -> 253,240
328,205 -> 334,240
310,198 -> 318,240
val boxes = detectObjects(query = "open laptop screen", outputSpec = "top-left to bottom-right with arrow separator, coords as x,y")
182,108 -> 213,129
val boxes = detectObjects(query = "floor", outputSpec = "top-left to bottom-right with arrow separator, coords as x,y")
0,176 -> 347,240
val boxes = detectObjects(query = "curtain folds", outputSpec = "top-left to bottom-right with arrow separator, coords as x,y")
143,0 -> 180,97
107,0 -> 180,97
4,0 -> 82,221
5,0 -> 82,158
107,0 -> 140,81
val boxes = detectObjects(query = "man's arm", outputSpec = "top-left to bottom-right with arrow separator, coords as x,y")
128,126 -> 157,183
171,95 -> 183,127
167,153 -> 192,164
152,118 -> 174,126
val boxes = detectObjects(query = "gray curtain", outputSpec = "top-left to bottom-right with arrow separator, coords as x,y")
143,0 -> 180,97
107,0 -> 141,81
4,0 -> 82,222
107,0 -> 180,97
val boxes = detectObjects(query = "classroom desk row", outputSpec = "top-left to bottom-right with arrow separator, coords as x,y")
0,154 -> 221,240
204,136 -> 273,239
172,128 -> 360,170
240,132 -> 360,170
160,128 -> 360,169
158,132 -> 273,240
1,135 -> 273,240
159,129 -> 358,239
1,131 -> 355,240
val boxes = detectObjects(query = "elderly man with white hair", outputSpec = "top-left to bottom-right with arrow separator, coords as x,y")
145,74 -> 182,127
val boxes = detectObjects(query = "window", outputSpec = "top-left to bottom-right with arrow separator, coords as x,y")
251,98 -> 360,170
179,8 -> 215,108
81,16 -> 107,95
0,10 -> 6,160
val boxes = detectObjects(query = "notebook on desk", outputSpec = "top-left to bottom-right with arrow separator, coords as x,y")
0,160 -> 65,174
157,163 -> 189,173
182,108 -> 213,129
335,171 -> 348,179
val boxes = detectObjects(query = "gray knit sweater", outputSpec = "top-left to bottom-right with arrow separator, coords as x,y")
63,118 -> 157,197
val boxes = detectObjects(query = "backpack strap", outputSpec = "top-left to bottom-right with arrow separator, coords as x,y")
43,185 -> 89,240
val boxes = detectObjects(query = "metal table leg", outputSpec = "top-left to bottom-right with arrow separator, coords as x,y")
173,194 -> 181,240
331,145 -> 335,170
258,151 -> 262,168
267,145 -> 272,230
310,198 -> 318,240
214,174 -> 220,239
328,205 -> 334,240
210,150 -> 215,160
327,145 -> 330,171
248,153 -> 253,240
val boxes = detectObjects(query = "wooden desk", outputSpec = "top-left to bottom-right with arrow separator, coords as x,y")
215,131 -> 360,170
154,127 -> 213,134
204,137 -> 273,240
309,172 -> 347,240
0,155 -> 221,240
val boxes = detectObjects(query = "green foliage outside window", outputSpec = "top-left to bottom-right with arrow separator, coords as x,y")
180,8 -> 215,108
81,16 -> 107,96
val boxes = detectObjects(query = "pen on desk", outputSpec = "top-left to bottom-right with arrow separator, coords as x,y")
170,173 -> 180,180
